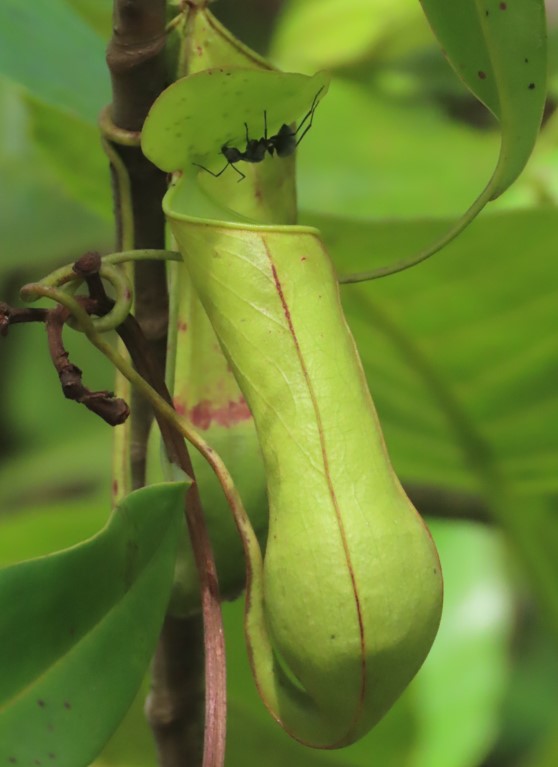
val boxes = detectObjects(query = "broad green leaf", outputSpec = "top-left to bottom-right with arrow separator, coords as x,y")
307,208 -> 558,495
332,0 -> 547,283
271,0 -> 424,72
0,482 -> 186,767
0,79 -> 112,276
0,496 -> 109,567
0,431 -> 110,519
27,97 -> 113,220
4,321 -> 114,448
309,210 -> 558,493
0,158 -> 111,274
310,208 -> 558,637
495,614 -> 558,766
92,682 -> 157,766
297,78 -> 498,220
0,0 -> 108,121
420,0 -> 546,198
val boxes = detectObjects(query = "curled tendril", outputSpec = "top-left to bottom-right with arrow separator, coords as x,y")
21,263 -> 132,333
20,249 -> 181,334
20,277 -> 253,584
19,283 -> 97,331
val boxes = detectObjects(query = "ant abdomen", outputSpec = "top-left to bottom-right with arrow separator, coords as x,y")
270,124 -> 297,158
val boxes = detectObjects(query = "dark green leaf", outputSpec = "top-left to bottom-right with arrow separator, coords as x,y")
0,0 -> 108,121
308,208 -> 558,494
27,97 -> 113,220
420,0 -> 547,197
0,482 -> 187,767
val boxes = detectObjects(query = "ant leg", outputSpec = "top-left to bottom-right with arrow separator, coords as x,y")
264,110 -> 268,141
192,161 -> 230,177
295,96 -> 322,146
295,85 -> 324,143
231,163 -> 246,182
295,121 -> 313,147
244,122 -> 250,145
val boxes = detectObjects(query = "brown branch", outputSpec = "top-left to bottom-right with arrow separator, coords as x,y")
106,0 -> 169,133
146,615 -> 205,764
76,253 -> 226,767
106,0 -> 169,490
105,4 -> 213,765
116,312 -> 225,767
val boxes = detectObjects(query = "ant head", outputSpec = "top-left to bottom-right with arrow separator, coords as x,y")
222,145 -> 243,163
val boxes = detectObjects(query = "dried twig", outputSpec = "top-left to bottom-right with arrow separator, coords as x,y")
0,302 -> 48,336
45,302 -> 130,426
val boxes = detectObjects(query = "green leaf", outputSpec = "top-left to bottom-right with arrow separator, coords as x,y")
4,321 -> 114,448
307,208 -> 558,495
92,683 -> 157,766
0,158 -> 111,274
420,0 -> 547,198
334,0 -> 547,282
0,482 -> 187,767
310,207 -> 558,637
0,431 -> 110,522
0,79 -> 112,276
297,79 -> 498,220
0,0 -> 108,121
270,0 -> 424,72
27,96 -> 113,220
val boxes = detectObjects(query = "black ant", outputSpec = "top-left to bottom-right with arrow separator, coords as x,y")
194,87 -> 324,182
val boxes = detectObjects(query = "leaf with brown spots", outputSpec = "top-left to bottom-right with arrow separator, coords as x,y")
420,0 -> 547,197
0,482 -> 187,767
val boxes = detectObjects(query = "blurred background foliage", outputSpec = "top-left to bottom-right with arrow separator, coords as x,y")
1,1 -> 558,766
